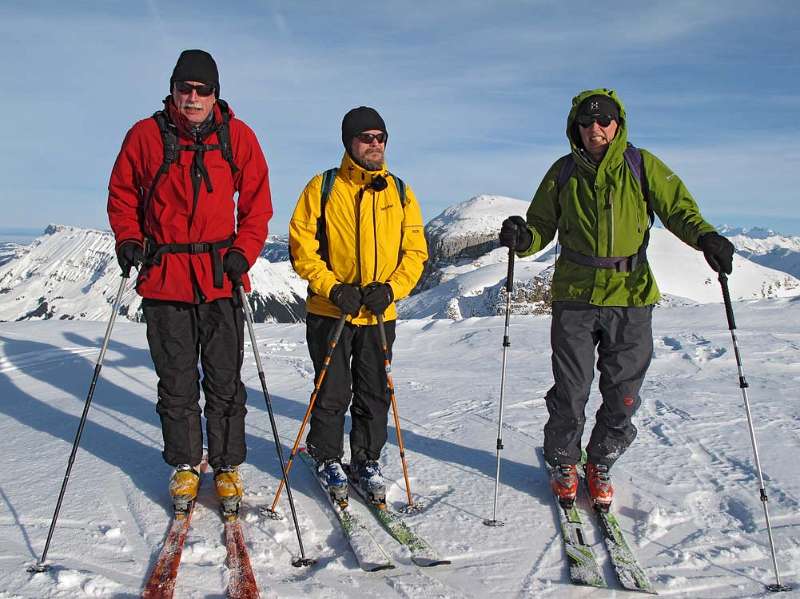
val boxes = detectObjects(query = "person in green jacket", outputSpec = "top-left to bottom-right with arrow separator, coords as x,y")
499,88 -> 735,510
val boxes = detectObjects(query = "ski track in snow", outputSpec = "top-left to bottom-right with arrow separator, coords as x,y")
1,301 -> 800,597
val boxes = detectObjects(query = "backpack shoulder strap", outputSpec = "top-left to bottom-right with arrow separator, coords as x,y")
623,143 -> 653,226
215,100 -> 239,175
320,168 -> 338,213
556,153 -> 576,193
387,172 -> 407,206
143,110 -> 179,212
315,168 -> 338,269
152,110 -> 178,175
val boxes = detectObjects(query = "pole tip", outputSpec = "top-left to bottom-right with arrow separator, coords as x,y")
482,519 -> 505,527
398,502 -> 425,515
260,507 -> 284,521
292,557 -> 317,568
767,583 -> 793,593
27,563 -> 50,573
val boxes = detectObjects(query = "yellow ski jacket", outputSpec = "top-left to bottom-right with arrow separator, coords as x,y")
289,152 -> 428,324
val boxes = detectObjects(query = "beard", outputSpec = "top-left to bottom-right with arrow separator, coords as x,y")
358,157 -> 383,171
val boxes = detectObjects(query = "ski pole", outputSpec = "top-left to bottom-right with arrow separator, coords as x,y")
375,313 -> 418,512
29,272 -> 130,573
237,286 -> 315,567
266,313 -> 347,515
484,248 -> 515,527
718,272 -> 791,592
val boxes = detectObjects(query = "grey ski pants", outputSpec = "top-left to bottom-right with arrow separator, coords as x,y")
543,301 -> 653,468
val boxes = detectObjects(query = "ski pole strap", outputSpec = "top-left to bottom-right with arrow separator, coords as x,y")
144,235 -> 235,288
560,243 -> 647,273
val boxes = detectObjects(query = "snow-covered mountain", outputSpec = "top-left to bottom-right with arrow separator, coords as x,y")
400,197 -> 800,320
0,241 -> 22,267
719,225 -> 800,279
4,206 -> 800,324
0,225 -> 306,323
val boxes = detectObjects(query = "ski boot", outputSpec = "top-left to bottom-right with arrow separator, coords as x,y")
169,464 -> 200,518
353,461 -> 387,509
550,463 -> 578,508
214,466 -> 244,520
586,463 -> 613,511
317,459 -> 349,509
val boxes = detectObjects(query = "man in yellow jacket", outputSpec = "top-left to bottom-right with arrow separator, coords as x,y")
289,106 -> 428,506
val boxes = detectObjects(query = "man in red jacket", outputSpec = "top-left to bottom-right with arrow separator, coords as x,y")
107,49 -> 272,518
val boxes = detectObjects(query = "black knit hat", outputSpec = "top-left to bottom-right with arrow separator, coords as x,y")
341,106 -> 387,148
577,94 -> 619,121
170,49 -> 220,98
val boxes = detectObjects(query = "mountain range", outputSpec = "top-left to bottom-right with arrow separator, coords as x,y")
1,198 -> 799,323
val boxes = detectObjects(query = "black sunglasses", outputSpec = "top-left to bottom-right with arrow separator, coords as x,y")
577,114 -> 615,128
175,81 -> 215,97
356,132 -> 386,144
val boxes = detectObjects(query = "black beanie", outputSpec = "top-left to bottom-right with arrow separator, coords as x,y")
170,49 -> 220,98
341,106 -> 387,148
577,94 -> 619,121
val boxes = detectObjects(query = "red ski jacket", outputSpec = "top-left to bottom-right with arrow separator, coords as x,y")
107,100 -> 272,302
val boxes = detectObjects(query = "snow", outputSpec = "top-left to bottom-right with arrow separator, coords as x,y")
1,295 -> 799,597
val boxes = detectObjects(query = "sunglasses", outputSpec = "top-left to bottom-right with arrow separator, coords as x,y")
577,114 -> 616,128
356,132 -> 386,144
175,81 -> 215,97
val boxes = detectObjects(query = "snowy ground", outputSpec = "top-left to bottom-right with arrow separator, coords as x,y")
1,297 -> 799,598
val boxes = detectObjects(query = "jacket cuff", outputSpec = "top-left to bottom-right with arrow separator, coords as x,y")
115,237 -> 143,252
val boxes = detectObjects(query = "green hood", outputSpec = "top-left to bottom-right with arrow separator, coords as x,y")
567,88 -> 628,174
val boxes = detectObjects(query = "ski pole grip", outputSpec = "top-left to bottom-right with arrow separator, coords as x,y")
718,272 -> 736,330
506,249 -> 515,292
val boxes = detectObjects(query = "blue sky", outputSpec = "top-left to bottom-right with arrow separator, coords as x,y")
2,1 -> 799,236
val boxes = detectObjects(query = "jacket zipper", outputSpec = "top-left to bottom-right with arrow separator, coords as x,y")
373,189 -> 379,282
606,188 -> 614,256
355,188 -> 362,284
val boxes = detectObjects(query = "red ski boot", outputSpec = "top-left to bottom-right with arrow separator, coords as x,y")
586,463 -> 614,510
550,463 -> 578,507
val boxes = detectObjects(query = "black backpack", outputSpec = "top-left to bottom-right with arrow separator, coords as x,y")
145,99 -> 239,209
314,167 -> 407,269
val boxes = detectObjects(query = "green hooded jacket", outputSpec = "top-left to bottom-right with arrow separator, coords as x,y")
518,88 -> 717,306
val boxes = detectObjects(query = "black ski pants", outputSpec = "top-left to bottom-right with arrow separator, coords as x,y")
304,313 -> 395,465
543,301 -> 653,469
142,298 -> 247,470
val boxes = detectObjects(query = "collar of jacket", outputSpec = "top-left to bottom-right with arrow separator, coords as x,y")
163,97 -> 230,141
338,151 -> 389,187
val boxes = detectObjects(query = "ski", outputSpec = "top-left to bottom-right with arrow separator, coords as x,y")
142,459 -> 209,599
345,465 -> 450,567
298,448 -> 394,572
539,449 -> 606,588
224,518 -> 260,599
578,465 -> 656,594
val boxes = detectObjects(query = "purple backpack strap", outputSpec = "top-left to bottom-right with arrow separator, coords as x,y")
624,144 -> 653,225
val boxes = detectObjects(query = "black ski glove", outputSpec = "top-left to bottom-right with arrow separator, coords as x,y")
499,216 -> 533,252
116,241 -> 143,277
362,282 -> 394,316
698,232 -> 735,275
330,284 -> 363,316
223,250 -> 250,285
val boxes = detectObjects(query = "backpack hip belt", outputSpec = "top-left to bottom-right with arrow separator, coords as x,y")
559,244 -> 647,273
143,235 -> 235,288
